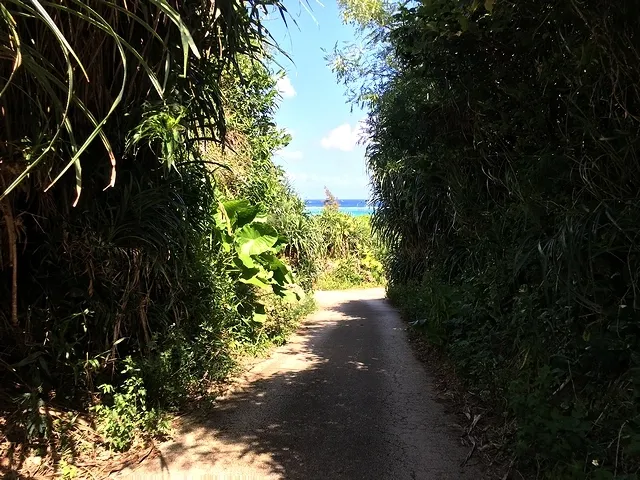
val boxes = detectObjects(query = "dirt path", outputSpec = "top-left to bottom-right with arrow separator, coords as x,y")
118,288 -> 484,479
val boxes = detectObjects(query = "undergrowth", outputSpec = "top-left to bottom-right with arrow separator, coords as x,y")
93,358 -> 169,452
312,200 -> 385,290
389,273 -> 640,479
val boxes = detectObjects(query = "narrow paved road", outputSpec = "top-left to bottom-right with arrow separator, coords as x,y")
121,288 -> 484,479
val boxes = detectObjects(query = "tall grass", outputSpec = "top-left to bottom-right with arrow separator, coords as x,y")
312,206 -> 385,290
0,0 -> 319,467
350,0 -> 640,476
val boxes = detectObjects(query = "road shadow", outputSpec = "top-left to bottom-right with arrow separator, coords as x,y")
131,295 -> 478,480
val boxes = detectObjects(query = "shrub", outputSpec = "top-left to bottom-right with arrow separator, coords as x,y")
92,358 -> 169,452
337,0 -> 640,476
313,209 -> 385,290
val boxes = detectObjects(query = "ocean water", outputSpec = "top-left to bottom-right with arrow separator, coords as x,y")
304,199 -> 373,217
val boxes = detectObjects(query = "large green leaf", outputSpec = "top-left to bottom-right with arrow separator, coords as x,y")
252,303 -> 267,324
236,261 -> 273,289
273,284 -> 305,302
234,259 -> 259,276
261,252 -> 286,270
222,199 -> 260,228
262,253 -> 294,286
239,273 -> 272,288
234,253 -> 255,269
235,223 -> 279,258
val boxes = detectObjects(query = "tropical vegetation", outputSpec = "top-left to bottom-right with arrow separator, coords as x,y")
333,0 -> 640,477
6,0 -> 639,477
312,189 -> 384,290
0,0 -> 317,474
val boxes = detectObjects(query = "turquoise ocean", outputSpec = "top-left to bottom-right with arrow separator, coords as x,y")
304,199 -> 373,217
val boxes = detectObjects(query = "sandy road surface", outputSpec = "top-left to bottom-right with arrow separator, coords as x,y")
118,288 -> 484,480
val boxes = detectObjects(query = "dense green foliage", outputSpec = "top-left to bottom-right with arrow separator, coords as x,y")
312,194 -> 384,290
0,0 -> 317,465
336,0 -> 640,477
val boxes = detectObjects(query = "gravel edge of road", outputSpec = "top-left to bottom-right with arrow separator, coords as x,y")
403,321 -> 518,480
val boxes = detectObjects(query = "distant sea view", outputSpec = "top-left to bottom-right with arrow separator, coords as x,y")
305,199 -> 373,216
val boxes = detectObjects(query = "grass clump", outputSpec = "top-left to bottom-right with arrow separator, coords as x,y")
311,193 -> 385,290
92,358 -> 169,452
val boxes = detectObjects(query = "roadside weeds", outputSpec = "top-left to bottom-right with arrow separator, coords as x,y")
406,328 -> 524,480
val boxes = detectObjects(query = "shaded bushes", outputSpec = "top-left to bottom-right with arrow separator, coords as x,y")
351,0 -> 640,477
0,1 -> 317,464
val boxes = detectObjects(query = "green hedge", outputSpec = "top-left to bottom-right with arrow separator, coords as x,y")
366,0 -> 640,477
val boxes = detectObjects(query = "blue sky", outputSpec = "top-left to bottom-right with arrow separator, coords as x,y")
265,1 -> 369,200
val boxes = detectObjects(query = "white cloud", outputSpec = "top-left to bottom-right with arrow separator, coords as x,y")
285,172 -> 366,188
276,149 -> 304,161
276,75 -> 296,98
286,172 -> 311,183
320,121 -> 366,152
